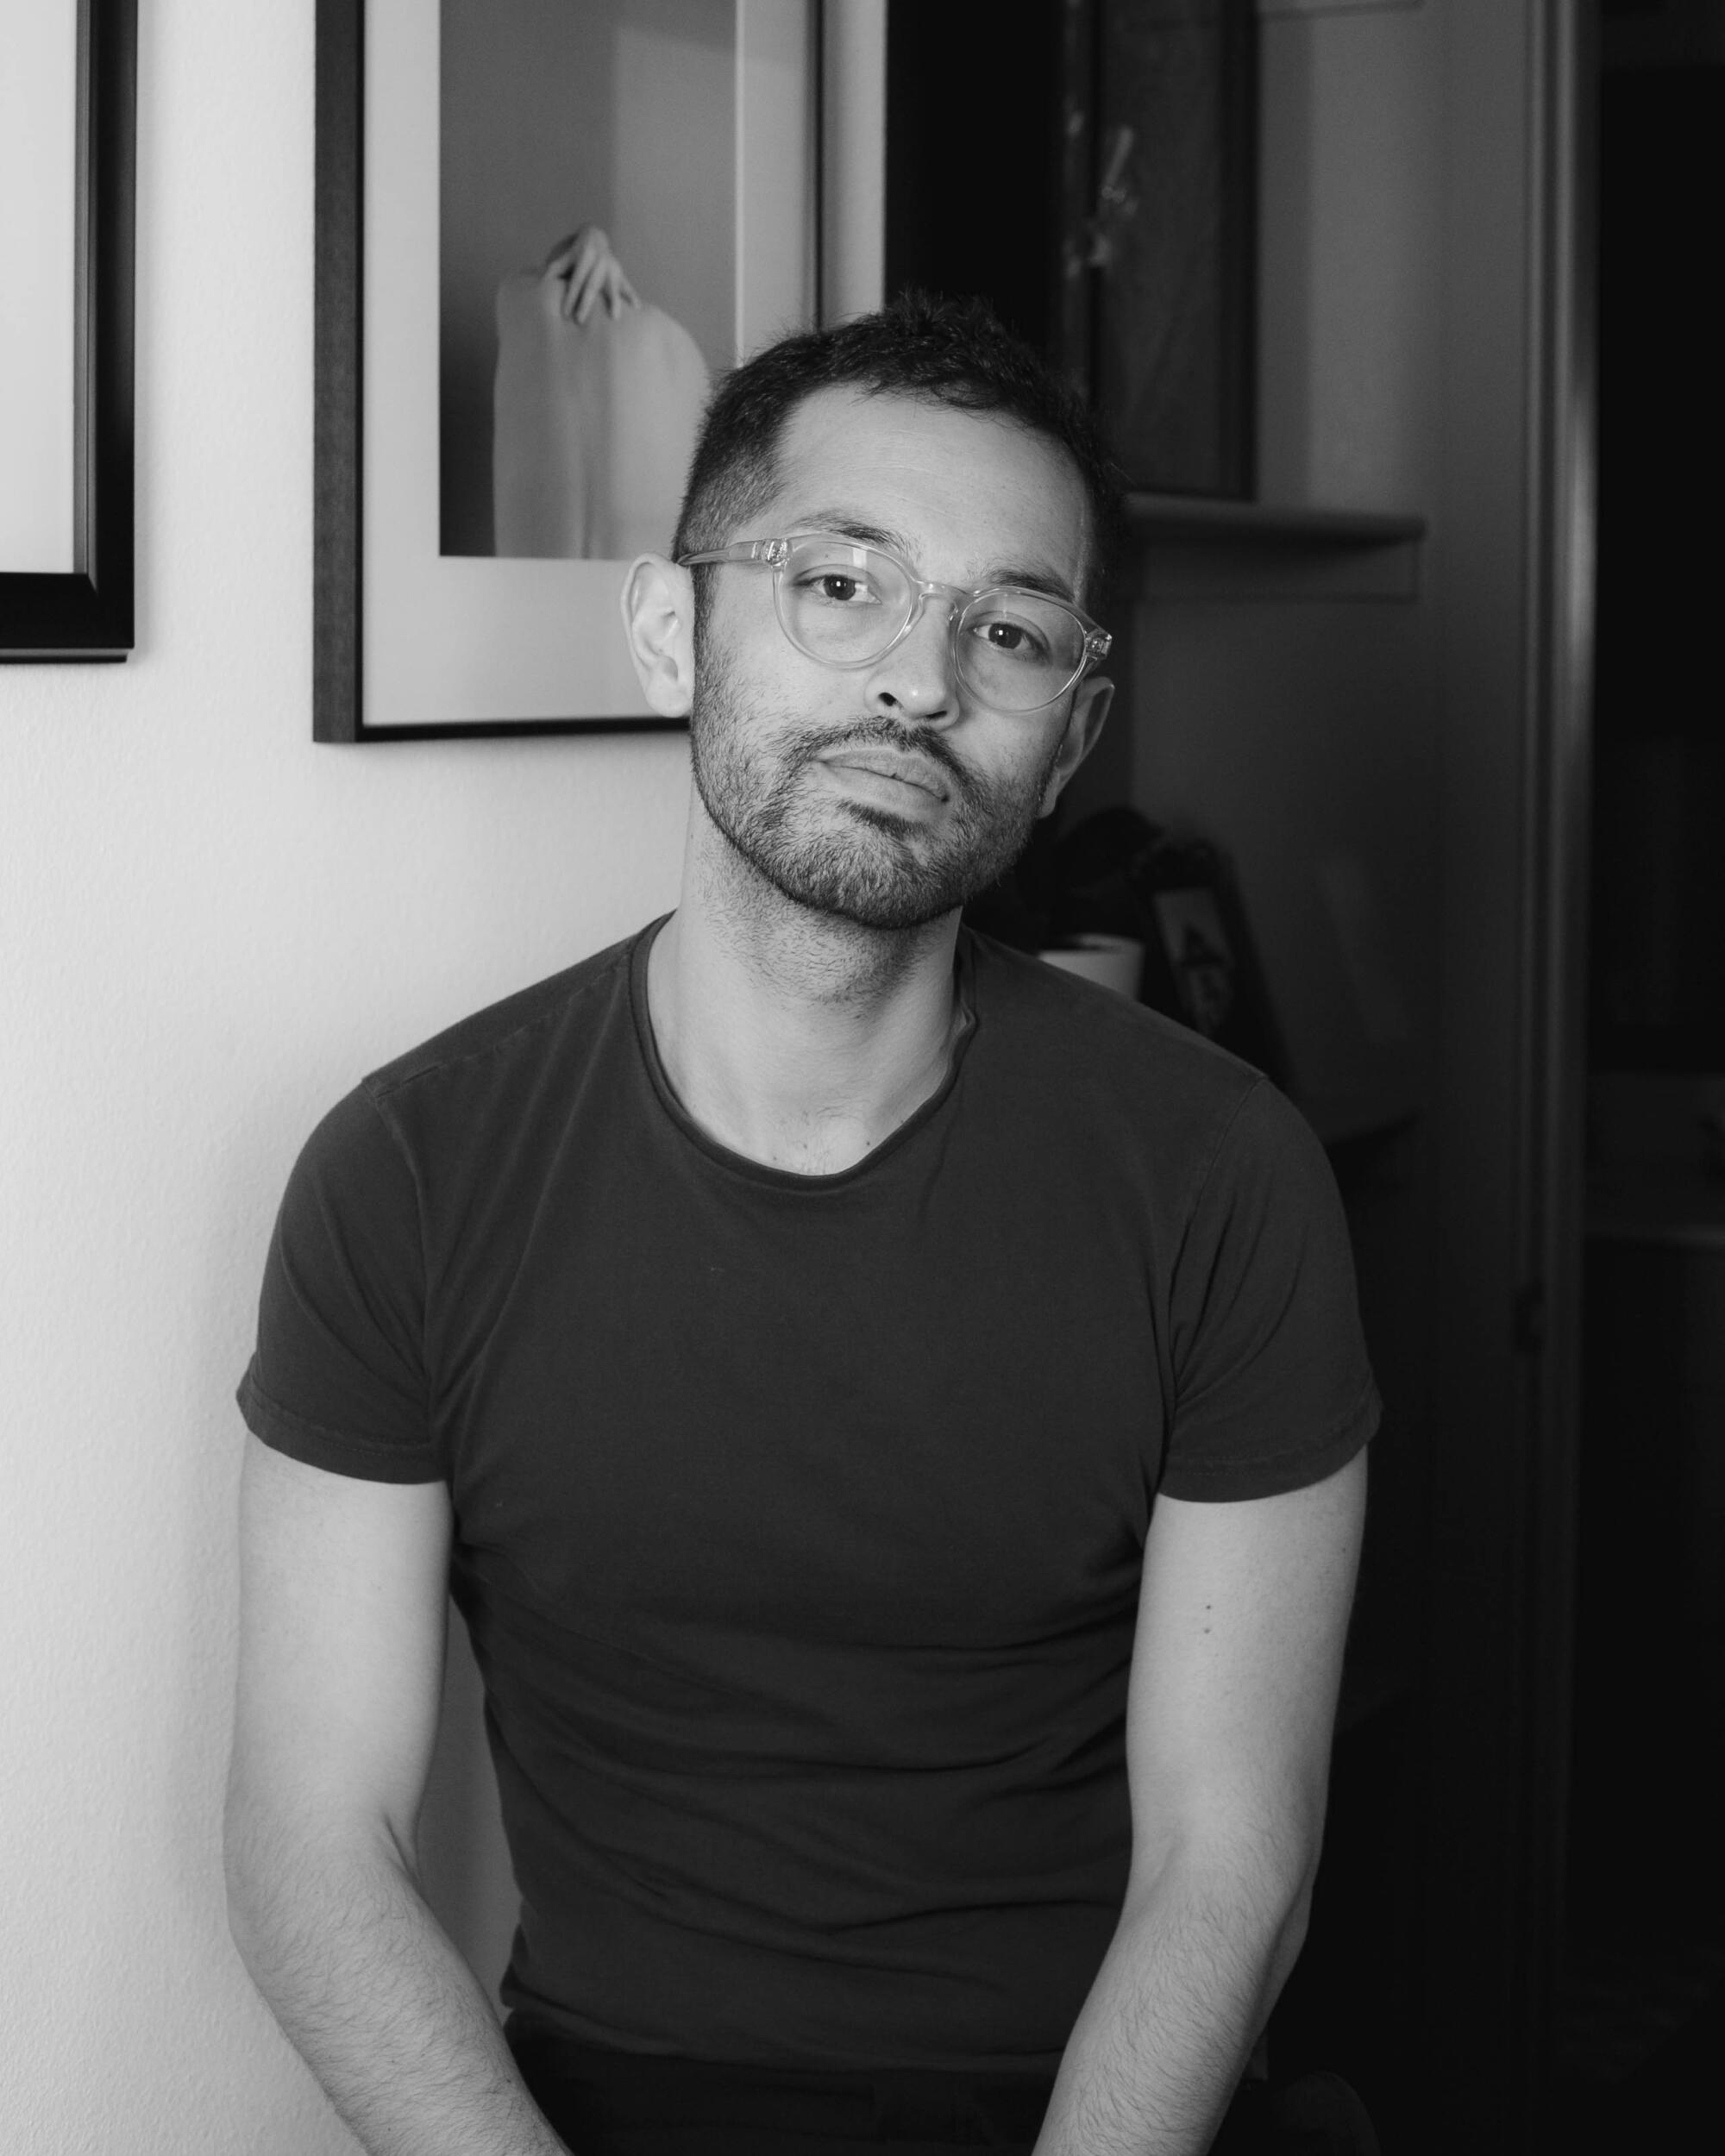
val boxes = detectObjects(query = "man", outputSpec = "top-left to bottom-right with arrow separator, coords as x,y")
226,297 -> 1375,2156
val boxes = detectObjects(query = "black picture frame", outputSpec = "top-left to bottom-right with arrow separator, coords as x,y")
316,0 -> 687,743
1060,0 -> 1258,500
314,0 -> 818,744
312,0 -> 365,739
0,0 -> 136,663
882,0 -> 1255,502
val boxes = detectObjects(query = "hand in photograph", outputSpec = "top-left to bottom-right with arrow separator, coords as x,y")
540,224 -> 638,324
494,219 -> 709,561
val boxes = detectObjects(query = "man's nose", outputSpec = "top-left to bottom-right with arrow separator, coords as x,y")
862,597 -> 957,724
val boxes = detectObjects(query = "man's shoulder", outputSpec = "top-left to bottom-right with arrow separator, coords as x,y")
359,921 -> 650,1119
960,927 -> 1317,1200
964,928 -> 1262,1098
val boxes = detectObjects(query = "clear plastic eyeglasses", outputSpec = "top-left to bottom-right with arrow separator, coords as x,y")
676,534 -> 1113,715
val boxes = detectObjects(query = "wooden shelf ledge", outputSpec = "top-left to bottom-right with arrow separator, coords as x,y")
1123,496 -> 1427,603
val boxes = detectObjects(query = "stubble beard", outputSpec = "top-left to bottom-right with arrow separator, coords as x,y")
688,662 -> 1062,934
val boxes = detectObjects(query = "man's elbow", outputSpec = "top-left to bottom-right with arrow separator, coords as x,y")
1120,1810 -> 1324,2010
1270,1873 -> 1314,1981
221,1776 -> 405,1978
1132,1792 -> 1326,1917
222,1780 -> 292,1974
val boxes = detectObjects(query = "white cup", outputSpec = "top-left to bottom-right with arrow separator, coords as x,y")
1038,934 -> 1145,1000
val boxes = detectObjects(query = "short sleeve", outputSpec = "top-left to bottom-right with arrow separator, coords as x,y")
1160,1080 -> 1379,1501
235,1083 -> 442,1482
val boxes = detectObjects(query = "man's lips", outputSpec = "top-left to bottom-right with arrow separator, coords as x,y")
819,746 -> 951,800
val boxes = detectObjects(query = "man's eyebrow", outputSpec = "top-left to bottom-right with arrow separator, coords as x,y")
789,511 -> 913,555
787,510 -> 1080,604
985,563 -> 1080,605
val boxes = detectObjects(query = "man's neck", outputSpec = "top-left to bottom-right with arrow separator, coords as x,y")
647,824 -> 965,1177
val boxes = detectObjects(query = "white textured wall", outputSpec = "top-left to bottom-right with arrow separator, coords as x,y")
0,6 -> 688,2150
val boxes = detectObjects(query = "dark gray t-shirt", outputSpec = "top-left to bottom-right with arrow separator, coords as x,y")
239,921 -> 1378,2074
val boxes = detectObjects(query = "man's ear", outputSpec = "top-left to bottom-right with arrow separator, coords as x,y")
1038,675 -> 1114,818
620,555 -> 696,718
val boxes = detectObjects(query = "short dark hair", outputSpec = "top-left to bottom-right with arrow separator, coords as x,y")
672,292 -> 1125,608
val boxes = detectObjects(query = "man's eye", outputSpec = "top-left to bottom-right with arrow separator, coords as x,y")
800,572 -> 879,605
969,613 -> 1052,661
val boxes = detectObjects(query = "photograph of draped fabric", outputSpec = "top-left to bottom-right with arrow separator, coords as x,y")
439,0 -> 736,563
1078,0 -> 1256,498
312,0 -> 815,738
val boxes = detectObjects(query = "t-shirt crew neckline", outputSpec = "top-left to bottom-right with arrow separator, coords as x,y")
628,913 -> 981,1192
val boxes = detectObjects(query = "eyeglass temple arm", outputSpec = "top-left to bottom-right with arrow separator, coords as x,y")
675,541 -> 788,568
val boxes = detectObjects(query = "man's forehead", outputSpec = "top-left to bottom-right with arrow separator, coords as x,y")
770,384 -> 1077,492
762,385 -> 1093,590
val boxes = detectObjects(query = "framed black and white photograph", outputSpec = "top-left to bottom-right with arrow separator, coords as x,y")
1059,0 -> 1256,498
0,0 -> 135,662
881,0 -> 1253,501
315,0 -> 821,742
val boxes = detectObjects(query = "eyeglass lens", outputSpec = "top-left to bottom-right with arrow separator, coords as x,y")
776,540 -> 1088,711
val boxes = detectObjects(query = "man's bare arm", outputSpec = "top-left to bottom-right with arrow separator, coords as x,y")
223,1435 -> 568,2156
1034,1449 -> 1367,2155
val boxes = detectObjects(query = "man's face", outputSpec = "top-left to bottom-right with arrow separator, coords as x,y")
687,387 -> 1106,933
